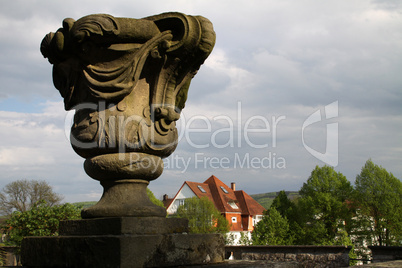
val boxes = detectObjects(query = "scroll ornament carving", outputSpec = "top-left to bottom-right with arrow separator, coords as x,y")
41,13 -> 215,160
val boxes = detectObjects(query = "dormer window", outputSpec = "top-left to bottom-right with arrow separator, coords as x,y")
220,186 -> 229,194
228,201 -> 239,209
197,185 -> 206,193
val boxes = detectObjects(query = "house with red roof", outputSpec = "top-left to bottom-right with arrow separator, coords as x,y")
163,175 -> 266,245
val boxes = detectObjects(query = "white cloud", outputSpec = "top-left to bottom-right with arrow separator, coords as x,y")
0,106 -> 95,202
0,147 -> 55,166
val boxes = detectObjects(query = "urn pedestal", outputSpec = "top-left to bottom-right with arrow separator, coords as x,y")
82,152 -> 166,218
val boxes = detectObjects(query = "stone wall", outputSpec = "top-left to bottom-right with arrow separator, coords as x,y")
225,245 -> 351,268
369,246 -> 402,263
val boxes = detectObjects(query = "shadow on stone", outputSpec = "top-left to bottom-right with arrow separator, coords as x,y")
22,218 -> 225,267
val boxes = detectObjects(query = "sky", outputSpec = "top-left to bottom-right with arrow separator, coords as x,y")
0,0 -> 401,203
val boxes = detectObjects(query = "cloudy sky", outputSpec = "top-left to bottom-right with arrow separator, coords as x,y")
0,0 -> 401,203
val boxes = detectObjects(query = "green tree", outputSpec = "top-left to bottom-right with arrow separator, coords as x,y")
333,229 -> 358,266
271,191 -> 294,218
353,159 -> 402,246
0,180 -> 63,215
175,197 -> 229,234
146,188 -> 165,208
269,190 -> 305,244
252,207 -> 292,245
2,201 -> 81,249
238,232 -> 252,246
297,165 -> 354,245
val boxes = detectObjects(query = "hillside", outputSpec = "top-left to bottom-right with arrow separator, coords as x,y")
73,201 -> 97,209
250,191 -> 299,209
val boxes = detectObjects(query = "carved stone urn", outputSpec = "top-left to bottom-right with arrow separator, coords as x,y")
41,13 -> 215,218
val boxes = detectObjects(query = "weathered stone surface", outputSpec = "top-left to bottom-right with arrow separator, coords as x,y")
35,11 -> 222,268
22,218 -> 224,267
80,179 -> 167,218
84,153 -> 164,181
369,246 -> 402,263
285,253 -> 297,261
226,245 -> 351,268
59,217 -> 189,235
356,260 -> 402,267
22,233 -> 224,267
41,13 -> 215,161
40,12 -> 216,218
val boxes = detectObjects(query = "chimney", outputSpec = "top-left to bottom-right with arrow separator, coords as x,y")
163,194 -> 169,201
231,182 -> 236,191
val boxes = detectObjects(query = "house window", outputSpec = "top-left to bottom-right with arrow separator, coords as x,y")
252,215 -> 263,226
197,185 -> 206,193
178,199 -> 185,206
228,201 -> 239,209
231,217 -> 237,223
220,186 -> 229,194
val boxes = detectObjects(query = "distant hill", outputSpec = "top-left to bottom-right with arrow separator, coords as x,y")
73,201 -> 97,209
250,191 -> 299,210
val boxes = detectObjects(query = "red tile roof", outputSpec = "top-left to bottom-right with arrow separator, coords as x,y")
235,190 -> 265,216
204,175 -> 243,213
166,175 -> 265,217
186,181 -> 213,200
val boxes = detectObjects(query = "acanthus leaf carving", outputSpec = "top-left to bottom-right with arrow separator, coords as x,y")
41,12 -> 215,159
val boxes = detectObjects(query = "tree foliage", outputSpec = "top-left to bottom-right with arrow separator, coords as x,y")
270,191 -> 294,217
249,161 -> 401,263
0,180 -> 63,215
238,231 -> 252,246
175,197 -> 230,234
252,207 -> 292,245
269,190 -> 305,244
297,165 -> 354,245
352,159 -> 402,246
2,201 -> 81,248
146,188 -> 165,208
253,166 -> 356,246
269,190 -> 300,225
